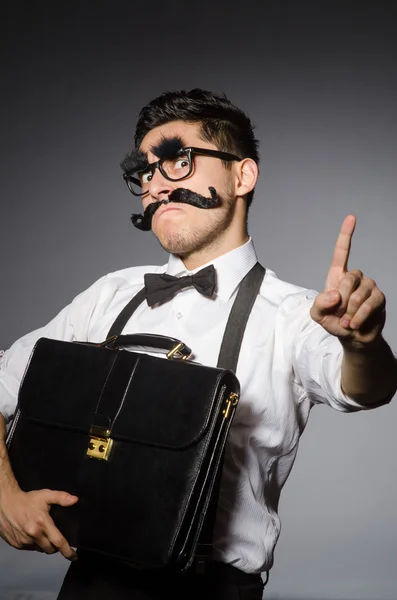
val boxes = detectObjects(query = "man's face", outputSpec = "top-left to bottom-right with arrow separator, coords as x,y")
138,121 -> 237,257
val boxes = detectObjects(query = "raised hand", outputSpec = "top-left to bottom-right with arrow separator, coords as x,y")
310,215 -> 386,348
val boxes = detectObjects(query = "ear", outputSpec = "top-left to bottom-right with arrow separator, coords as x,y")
234,158 -> 258,198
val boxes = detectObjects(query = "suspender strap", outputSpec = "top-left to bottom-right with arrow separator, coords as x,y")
216,262 -> 266,372
106,262 -> 266,372
106,288 -> 146,340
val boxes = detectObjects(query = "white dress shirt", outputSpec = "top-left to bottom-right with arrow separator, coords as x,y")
0,238 -> 377,574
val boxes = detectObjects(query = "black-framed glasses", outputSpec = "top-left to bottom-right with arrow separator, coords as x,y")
123,146 -> 242,197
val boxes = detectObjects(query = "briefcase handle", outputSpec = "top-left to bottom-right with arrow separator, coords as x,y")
100,333 -> 192,361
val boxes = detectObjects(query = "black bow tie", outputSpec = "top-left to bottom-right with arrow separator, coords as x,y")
144,265 -> 216,307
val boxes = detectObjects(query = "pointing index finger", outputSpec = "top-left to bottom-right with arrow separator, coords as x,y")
330,214 -> 357,273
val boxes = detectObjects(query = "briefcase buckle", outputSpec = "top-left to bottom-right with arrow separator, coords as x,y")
86,427 -> 113,461
166,342 -> 191,361
223,392 -> 239,419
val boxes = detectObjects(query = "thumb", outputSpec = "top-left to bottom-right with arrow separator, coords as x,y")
42,490 -> 79,507
310,290 -> 341,322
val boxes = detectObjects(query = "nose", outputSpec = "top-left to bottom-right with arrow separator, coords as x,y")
146,168 -> 174,201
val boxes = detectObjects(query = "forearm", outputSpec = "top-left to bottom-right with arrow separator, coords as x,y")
341,337 -> 397,405
0,413 -> 19,497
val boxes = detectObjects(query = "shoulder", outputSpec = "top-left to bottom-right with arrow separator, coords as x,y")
258,268 -> 319,314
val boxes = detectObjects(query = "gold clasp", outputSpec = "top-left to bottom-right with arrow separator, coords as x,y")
223,392 -> 239,419
86,426 -> 113,461
166,342 -> 191,361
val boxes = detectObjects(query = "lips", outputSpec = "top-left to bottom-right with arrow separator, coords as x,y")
155,204 -> 183,219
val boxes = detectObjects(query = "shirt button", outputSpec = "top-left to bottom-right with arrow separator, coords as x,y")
176,312 -> 183,320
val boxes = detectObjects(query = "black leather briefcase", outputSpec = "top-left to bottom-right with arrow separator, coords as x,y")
7,333 -> 240,571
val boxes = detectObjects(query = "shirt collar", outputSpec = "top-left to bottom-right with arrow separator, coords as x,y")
166,237 -> 258,302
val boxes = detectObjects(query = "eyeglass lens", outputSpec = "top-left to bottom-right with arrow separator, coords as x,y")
127,152 -> 192,195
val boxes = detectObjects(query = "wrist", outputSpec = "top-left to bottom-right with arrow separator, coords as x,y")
0,474 -> 20,498
340,334 -> 386,354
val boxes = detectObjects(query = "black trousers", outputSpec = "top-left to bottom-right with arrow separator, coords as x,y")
56,551 -> 266,600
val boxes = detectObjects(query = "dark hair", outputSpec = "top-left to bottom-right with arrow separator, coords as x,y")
134,89 -> 260,209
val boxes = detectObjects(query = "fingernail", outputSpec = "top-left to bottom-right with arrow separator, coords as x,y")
341,318 -> 350,328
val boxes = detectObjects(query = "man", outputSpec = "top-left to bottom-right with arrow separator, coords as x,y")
0,89 -> 396,599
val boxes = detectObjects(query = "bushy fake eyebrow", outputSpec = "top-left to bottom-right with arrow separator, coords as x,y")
150,135 -> 186,160
120,149 -> 148,175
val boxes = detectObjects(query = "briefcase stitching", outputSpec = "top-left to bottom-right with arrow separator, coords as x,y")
6,337 -> 41,448
175,402 -> 234,569
93,351 -> 120,415
5,409 -> 21,447
111,356 -> 140,427
167,383 -> 229,561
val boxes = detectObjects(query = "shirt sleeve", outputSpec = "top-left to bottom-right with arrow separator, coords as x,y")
0,275 -> 108,424
281,290 -> 393,412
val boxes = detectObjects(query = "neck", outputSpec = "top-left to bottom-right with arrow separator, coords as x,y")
178,223 -> 249,271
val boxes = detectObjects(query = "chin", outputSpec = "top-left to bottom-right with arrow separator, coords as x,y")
153,207 -> 233,256
154,226 -> 196,255
153,221 -> 181,242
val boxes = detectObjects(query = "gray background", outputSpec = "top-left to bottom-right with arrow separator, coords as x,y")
1,1 -> 396,598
